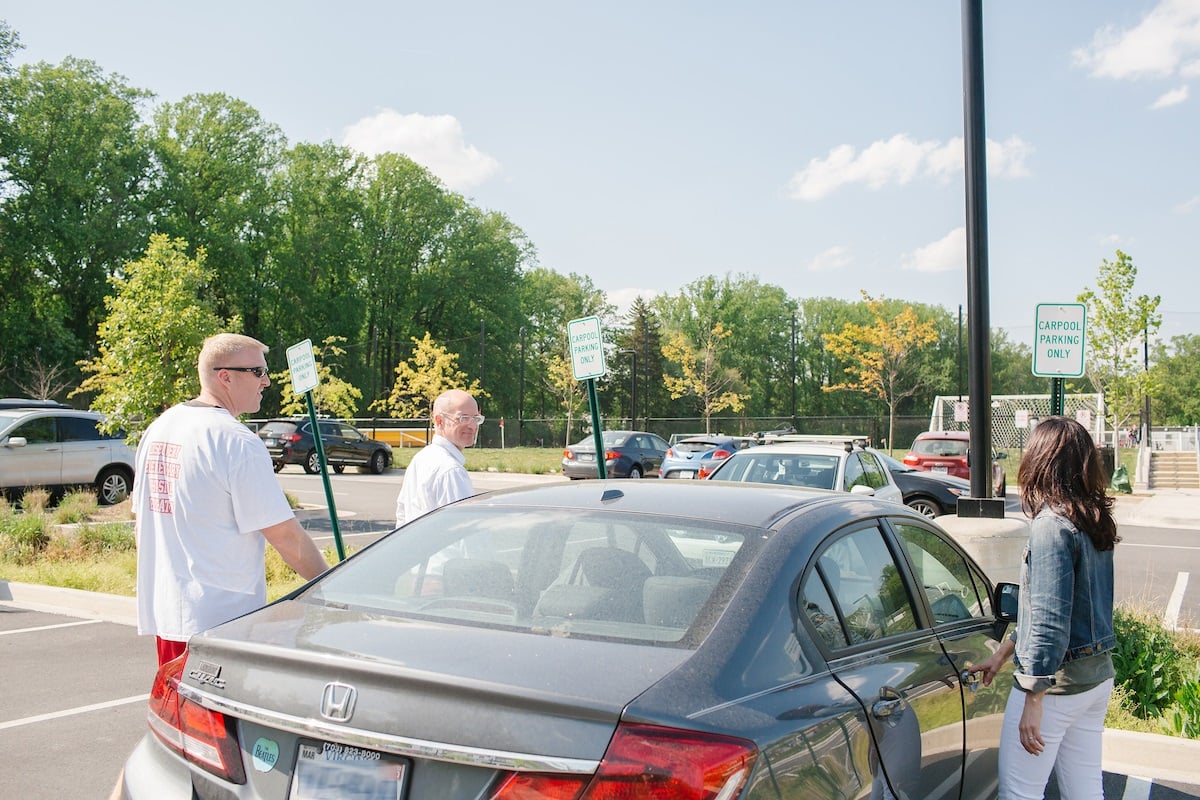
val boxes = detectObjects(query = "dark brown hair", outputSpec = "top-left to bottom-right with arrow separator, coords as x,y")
1017,416 -> 1118,551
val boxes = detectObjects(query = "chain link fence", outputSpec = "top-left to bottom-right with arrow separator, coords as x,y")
929,394 -> 1104,449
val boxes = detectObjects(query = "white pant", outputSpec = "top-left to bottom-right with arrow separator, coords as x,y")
998,678 -> 1114,800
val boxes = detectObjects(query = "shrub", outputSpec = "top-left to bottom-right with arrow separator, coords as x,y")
1112,606 -> 1194,718
75,522 -> 137,554
20,487 -> 51,514
0,512 -> 51,564
52,490 -> 100,525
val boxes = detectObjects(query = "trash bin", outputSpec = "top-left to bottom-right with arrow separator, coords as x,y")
1099,445 -> 1115,485
1110,464 -> 1132,494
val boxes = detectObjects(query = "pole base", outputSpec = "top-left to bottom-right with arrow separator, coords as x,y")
956,497 -> 1007,519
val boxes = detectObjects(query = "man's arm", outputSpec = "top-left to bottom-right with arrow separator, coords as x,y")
261,518 -> 330,580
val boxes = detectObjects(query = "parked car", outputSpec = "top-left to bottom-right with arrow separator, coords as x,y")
0,408 -> 134,504
118,480 -> 1016,800
706,438 -> 904,503
561,430 -> 669,479
902,430 -> 1007,497
878,452 -> 972,518
257,418 -> 392,475
0,397 -> 72,410
659,435 -> 757,479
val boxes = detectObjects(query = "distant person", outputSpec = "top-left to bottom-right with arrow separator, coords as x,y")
395,389 -> 481,527
134,333 -> 329,667
970,416 -> 1118,800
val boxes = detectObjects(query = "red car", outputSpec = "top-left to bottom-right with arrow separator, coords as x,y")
901,430 -> 1007,497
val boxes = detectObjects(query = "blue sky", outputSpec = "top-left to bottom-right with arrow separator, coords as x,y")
6,1 -> 1199,344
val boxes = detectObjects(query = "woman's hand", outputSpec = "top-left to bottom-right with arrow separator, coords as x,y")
1018,692 -> 1046,755
968,638 -> 1014,687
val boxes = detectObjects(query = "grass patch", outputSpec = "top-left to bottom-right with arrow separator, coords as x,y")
51,490 -> 100,525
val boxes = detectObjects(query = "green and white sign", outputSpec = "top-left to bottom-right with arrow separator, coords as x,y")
286,338 -> 319,394
1032,303 -> 1086,378
567,316 -> 606,381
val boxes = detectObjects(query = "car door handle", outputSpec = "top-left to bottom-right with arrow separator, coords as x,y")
960,669 -> 982,691
872,697 -> 904,720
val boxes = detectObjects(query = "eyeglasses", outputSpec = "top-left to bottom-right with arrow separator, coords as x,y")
443,413 -> 484,426
213,366 -> 269,378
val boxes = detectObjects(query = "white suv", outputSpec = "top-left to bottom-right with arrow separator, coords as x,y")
0,407 -> 135,505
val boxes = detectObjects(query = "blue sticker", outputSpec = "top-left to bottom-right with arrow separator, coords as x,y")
252,737 -> 280,772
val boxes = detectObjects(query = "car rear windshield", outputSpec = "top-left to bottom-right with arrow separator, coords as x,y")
912,439 -> 969,457
712,453 -> 840,490
304,505 -> 760,645
674,440 -> 720,453
259,421 -> 299,435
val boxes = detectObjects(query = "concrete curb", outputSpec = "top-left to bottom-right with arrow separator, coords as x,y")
0,580 -> 137,627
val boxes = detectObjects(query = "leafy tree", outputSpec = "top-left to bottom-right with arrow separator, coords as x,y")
0,56 -> 152,387
273,336 -> 363,419
990,328 -> 1049,396
661,323 -> 748,433
612,296 -> 666,428
823,292 -> 940,453
74,235 -> 230,440
372,333 -> 482,419
147,93 -> 284,335
1077,251 -> 1161,445
544,353 -> 585,446
1149,335 -> 1200,426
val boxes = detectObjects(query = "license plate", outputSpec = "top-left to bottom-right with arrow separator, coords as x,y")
290,742 -> 407,800
579,453 -> 595,462
931,465 -> 948,473
679,470 -> 695,479
264,438 -> 278,446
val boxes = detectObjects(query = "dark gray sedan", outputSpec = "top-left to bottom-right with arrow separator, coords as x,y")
119,481 -> 1014,800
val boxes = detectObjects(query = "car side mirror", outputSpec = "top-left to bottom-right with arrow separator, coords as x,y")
849,485 -> 875,496
993,582 -> 1018,622
4,436 -> 27,448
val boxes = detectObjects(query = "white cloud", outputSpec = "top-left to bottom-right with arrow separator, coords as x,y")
788,134 -> 1031,201
1151,85 -> 1190,108
1173,194 -> 1200,213
342,110 -> 500,190
806,245 -> 853,272
901,227 -> 965,273
1073,0 -> 1200,80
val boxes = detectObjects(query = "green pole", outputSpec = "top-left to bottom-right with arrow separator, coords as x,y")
1050,377 -> 1065,417
305,391 -> 346,561
587,378 -> 606,479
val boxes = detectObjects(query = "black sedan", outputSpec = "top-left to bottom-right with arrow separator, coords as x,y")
257,417 -> 392,474
561,429 -> 669,479
879,452 -> 972,518
120,481 -> 1014,800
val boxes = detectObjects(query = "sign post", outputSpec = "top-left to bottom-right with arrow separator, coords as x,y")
567,317 -> 608,479
286,339 -> 345,561
1032,303 -> 1087,417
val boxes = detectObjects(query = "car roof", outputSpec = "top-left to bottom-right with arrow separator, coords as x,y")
0,398 -> 72,410
914,430 -> 970,440
731,441 -> 858,456
469,478 -> 851,530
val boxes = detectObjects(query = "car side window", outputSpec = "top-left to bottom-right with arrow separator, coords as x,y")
895,522 -> 986,624
339,424 -> 360,440
842,454 -> 865,491
800,526 -> 918,648
58,416 -> 103,442
11,417 -> 56,444
319,422 -> 339,439
858,453 -> 888,489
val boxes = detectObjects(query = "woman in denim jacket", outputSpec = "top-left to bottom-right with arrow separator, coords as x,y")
971,416 -> 1118,799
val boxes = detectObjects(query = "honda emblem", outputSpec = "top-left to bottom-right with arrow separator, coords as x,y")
320,682 -> 358,722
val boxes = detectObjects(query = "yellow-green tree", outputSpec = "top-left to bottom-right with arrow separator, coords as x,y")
371,333 -> 482,419
823,292 -> 939,453
544,353 -> 585,446
661,322 -> 748,434
273,336 -> 362,419
75,235 -> 231,442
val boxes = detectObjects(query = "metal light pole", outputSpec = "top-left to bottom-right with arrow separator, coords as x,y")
518,326 -> 526,447
619,348 -> 637,429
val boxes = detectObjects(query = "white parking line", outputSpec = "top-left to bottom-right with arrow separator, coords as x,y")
0,619 -> 102,636
1122,775 -> 1152,800
0,694 -> 149,731
1164,572 -> 1189,630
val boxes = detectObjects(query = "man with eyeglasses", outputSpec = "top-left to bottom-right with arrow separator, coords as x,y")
133,333 -> 330,667
395,388 -> 482,527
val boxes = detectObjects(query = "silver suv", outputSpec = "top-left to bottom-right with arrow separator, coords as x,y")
0,407 -> 135,505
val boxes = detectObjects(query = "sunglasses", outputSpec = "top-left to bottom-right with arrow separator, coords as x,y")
213,366 -> 269,378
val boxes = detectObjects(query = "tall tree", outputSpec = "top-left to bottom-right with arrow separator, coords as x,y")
1077,250 -> 1161,444
147,93 -> 284,336
544,353 -> 585,446
1149,334 -> 1200,426
273,336 -> 363,419
612,296 -> 666,428
372,333 -> 482,420
661,322 -> 749,433
74,235 -> 229,440
822,292 -> 940,453
0,56 -> 152,387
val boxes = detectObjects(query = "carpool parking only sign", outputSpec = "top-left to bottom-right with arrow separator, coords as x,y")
568,316 -> 606,381
286,338 -> 319,395
1032,303 -> 1087,378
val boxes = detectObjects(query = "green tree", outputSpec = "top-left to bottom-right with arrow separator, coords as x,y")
74,235 -> 230,440
1149,335 -> 1200,426
823,293 -> 941,453
273,336 -> 363,419
1078,251 -> 1161,445
661,322 -> 748,433
0,56 -> 152,388
148,93 -> 284,335
372,333 -> 482,419
612,296 -> 666,427
544,353 -> 585,446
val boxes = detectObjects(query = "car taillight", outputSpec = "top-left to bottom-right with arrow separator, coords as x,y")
147,651 -> 246,784
604,451 -> 620,461
665,448 -> 676,458
563,449 -> 575,459
709,449 -> 732,461
282,433 -> 302,443
489,723 -> 756,800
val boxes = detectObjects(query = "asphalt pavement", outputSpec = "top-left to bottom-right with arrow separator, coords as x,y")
2,482 -> 1198,798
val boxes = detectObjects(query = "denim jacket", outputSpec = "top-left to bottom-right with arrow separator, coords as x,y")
1012,507 -> 1115,693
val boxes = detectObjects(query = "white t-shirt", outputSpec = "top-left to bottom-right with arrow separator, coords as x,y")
395,434 -> 473,527
134,403 -> 295,639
